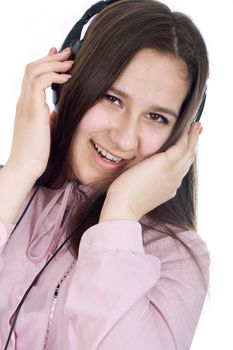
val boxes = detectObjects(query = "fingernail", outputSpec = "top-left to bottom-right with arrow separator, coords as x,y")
49,47 -> 56,54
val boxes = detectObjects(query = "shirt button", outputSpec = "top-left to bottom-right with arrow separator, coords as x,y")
83,241 -> 93,249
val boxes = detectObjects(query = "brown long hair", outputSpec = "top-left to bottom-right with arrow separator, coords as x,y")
36,0 -> 209,285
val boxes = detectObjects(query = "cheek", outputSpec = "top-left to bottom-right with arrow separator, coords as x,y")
78,105 -> 110,134
140,130 -> 172,158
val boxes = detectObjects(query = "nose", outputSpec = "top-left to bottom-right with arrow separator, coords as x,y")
109,114 -> 139,153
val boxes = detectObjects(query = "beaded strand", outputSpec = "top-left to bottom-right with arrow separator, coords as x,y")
43,260 -> 76,349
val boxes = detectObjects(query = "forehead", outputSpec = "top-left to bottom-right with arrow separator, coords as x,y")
117,47 -> 189,85
112,48 -> 190,113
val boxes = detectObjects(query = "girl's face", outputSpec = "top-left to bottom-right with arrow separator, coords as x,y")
68,48 -> 189,188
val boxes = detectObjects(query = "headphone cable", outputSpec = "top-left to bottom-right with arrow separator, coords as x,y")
3,186 -> 98,350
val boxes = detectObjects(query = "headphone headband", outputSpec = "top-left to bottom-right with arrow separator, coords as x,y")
60,1 -> 117,52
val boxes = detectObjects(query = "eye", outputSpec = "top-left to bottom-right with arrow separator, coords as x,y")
104,94 -> 170,126
104,94 -> 122,106
147,113 -> 170,125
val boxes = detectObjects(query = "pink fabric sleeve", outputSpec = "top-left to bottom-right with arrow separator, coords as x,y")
63,220 -> 210,350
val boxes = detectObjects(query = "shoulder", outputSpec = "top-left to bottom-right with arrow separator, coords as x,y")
141,215 -> 209,258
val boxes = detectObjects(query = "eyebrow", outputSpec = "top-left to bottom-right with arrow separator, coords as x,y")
108,86 -> 178,119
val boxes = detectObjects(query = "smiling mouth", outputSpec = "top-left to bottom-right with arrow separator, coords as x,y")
91,140 -> 124,163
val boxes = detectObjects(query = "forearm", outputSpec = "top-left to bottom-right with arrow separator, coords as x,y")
0,164 -> 36,224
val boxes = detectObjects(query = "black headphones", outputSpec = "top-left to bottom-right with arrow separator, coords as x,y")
3,1 -> 206,348
193,92 -> 206,123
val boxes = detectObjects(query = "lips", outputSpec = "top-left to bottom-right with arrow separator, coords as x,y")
93,142 -> 122,163
90,140 -> 128,171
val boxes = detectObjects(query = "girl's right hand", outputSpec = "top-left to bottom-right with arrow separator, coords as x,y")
5,47 -> 74,181
101,123 -> 202,222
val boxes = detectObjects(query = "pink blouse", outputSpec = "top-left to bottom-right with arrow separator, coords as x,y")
0,180 -> 210,349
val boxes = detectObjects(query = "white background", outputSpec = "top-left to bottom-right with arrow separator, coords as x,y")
0,1 -> 232,349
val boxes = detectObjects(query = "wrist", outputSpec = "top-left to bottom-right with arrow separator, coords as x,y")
99,195 -> 139,223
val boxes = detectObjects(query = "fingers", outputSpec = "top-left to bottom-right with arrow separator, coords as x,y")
166,122 -> 203,168
34,47 -> 72,65
186,122 -> 202,159
179,122 -> 203,178
25,60 -> 74,79
165,125 -> 189,164
24,47 -> 74,79
29,72 -> 72,110
19,47 -> 74,113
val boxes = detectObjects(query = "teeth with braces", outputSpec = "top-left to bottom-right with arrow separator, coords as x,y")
93,142 -> 122,163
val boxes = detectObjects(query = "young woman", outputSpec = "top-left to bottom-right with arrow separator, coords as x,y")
0,0 -> 209,349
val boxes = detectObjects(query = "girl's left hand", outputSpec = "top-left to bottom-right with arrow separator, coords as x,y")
100,122 -> 202,222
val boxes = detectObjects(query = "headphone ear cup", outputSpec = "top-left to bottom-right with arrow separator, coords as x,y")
70,39 -> 84,59
193,93 -> 207,123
